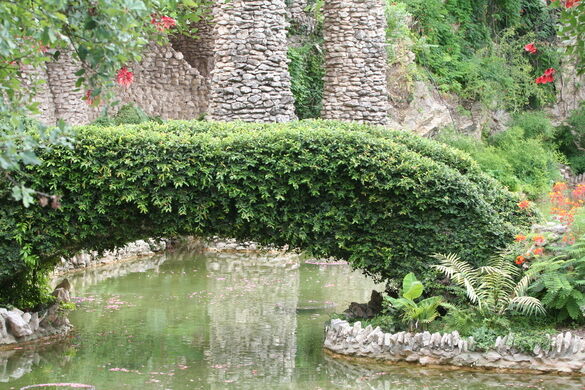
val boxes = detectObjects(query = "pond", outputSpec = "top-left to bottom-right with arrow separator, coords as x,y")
2,250 -> 585,390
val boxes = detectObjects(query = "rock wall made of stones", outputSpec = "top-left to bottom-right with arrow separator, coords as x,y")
112,44 -> 209,120
321,0 -> 389,125
169,12 -> 215,79
29,44 -> 209,126
52,238 -> 169,276
208,0 -> 297,122
0,295 -> 71,347
325,319 -> 585,374
44,51 -> 101,125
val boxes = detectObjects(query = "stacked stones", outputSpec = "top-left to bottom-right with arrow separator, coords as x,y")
0,294 -> 71,346
115,43 -> 208,120
325,319 -> 585,374
208,0 -> 297,122
52,238 -> 168,275
321,0 -> 389,125
45,51 -> 100,125
170,10 -> 216,78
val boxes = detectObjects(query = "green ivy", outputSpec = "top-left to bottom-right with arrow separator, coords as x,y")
0,120 -> 531,308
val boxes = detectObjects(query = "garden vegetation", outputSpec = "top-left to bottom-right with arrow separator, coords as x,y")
0,120 -> 529,309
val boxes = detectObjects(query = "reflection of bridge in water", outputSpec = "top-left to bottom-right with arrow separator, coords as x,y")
205,252 -> 301,388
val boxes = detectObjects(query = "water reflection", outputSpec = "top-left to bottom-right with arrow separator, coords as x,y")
0,341 -> 75,383
321,354 -> 585,390
205,253 -> 300,388
3,251 -> 585,389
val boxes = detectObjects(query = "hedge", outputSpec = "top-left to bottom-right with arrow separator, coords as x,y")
0,120 -> 531,308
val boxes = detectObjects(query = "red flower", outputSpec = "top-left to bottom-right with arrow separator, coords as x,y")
533,248 -> 544,256
515,234 -> 527,242
515,255 -> 526,265
533,235 -> 545,245
524,43 -> 537,54
161,16 -> 176,29
536,68 -> 556,84
84,90 -> 94,105
518,200 -> 530,209
565,0 -> 581,7
116,66 -> 134,87
151,15 -> 176,31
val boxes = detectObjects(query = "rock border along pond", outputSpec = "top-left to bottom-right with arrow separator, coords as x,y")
324,319 -> 585,375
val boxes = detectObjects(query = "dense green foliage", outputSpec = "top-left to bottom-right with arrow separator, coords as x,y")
437,121 -> 561,199
396,0 -> 559,110
555,103 -> 585,174
0,120 -> 529,308
288,41 -> 325,119
92,103 -> 162,127
530,236 -> 585,323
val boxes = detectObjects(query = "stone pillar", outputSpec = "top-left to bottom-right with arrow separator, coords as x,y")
321,0 -> 389,125
208,0 -> 296,122
45,51 -> 99,125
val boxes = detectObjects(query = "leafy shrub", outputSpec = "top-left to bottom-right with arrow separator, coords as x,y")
555,103 -> 585,175
288,40 -> 325,119
437,125 -> 561,199
92,103 -> 161,127
529,236 -> 585,323
384,273 -> 447,331
509,111 -> 556,141
0,120 -> 529,308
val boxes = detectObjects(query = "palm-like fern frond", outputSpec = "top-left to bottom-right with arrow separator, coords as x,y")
509,296 -> 546,316
432,252 -> 545,317
431,253 -> 481,306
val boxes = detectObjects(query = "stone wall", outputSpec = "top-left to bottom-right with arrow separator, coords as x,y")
208,0 -> 297,122
169,12 -> 215,79
28,43 -> 209,126
321,0 -> 389,125
325,319 -> 585,374
0,291 -> 71,347
114,44 -> 208,120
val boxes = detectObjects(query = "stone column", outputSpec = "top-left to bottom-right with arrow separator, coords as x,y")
321,0 -> 389,125
208,0 -> 297,122
45,51 -> 99,125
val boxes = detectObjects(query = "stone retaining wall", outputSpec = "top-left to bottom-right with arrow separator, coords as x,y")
52,238 -> 169,275
0,291 -> 72,347
325,319 -> 585,374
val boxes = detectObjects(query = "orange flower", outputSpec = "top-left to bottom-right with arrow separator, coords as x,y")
553,182 -> 568,192
518,200 -> 530,209
533,248 -> 544,256
515,234 -> 527,242
515,256 -> 526,265
533,235 -> 545,245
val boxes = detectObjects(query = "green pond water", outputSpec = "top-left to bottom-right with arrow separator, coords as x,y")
2,250 -> 585,390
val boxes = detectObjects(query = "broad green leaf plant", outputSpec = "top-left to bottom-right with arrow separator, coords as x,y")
384,272 -> 446,331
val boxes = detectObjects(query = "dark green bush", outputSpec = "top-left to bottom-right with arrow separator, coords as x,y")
0,120 -> 530,308
92,103 -> 162,127
437,122 -> 561,199
555,103 -> 585,175
288,40 -> 325,119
